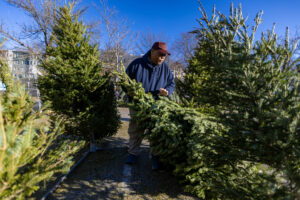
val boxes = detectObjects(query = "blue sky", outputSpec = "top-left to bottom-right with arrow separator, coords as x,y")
83,0 -> 300,41
1,0 -> 300,47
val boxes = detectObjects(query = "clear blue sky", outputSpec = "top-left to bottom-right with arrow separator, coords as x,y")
82,0 -> 300,41
1,0 -> 300,47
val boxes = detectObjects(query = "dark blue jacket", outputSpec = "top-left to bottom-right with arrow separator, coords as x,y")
126,51 -> 175,99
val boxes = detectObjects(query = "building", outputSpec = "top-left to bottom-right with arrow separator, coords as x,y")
0,50 -> 41,109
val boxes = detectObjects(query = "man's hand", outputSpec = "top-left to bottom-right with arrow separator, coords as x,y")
158,88 -> 168,96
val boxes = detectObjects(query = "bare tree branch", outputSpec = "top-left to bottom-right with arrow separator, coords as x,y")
0,23 -> 35,54
135,28 -> 170,55
95,0 -> 137,71
0,37 -> 7,48
171,32 -> 198,66
0,0 -> 88,56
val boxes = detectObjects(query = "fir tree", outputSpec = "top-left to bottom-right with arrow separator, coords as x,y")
38,3 -> 120,141
0,46 -> 84,200
176,3 -> 300,198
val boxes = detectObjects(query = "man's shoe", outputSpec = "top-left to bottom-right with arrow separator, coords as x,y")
151,155 -> 160,171
125,154 -> 137,164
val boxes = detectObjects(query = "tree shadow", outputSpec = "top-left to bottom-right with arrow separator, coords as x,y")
47,136 -> 198,200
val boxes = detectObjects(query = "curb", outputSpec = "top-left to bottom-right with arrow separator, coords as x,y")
41,150 -> 90,200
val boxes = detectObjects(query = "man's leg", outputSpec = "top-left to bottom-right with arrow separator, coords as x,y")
126,108 -> 144,164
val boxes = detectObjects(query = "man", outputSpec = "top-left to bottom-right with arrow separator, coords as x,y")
125,41 -> 175,170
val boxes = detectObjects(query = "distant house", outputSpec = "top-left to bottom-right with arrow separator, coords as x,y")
0,50 -> 41,97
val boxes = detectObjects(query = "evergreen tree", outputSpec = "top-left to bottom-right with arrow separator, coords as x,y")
38,3 -> 120,141
176,3 -> 300,198
177,5 -> 251,110
0,48 -> 84,200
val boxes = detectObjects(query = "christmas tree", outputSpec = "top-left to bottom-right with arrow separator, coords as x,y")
176,3 -> 300,198
0,42 -> 84,199
38,3 -> 120,142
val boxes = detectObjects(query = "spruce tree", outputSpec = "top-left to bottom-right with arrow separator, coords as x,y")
38,3 -> 120,141
176,3 -> 300,198
0,46 -> 84,199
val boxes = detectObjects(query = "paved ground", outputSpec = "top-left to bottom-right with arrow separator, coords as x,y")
47,108 -> 198,200
118,107 -> 130,121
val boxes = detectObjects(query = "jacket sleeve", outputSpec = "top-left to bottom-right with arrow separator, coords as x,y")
125,61 -> 136,80
165,67 -> 175,96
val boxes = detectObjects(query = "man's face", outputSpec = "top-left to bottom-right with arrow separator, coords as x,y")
150,49 -> 166,65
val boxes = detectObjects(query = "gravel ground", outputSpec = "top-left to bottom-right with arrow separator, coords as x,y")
46,108 -> 198,200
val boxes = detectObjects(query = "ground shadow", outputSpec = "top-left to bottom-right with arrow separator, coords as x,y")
47,136 -> 198,200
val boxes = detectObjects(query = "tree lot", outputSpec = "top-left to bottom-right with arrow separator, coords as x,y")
0,1 -> 300,200
0,3 -> 120,199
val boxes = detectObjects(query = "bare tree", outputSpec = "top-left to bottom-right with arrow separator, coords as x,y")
95,0 -> 137,71
169,60 -> 185,79
0,37 -> 7,49
0,0 -> 88,57
135,28 -> 169,55
171,32 -> 198,66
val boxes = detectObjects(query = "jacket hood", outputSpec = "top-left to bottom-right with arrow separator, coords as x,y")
142,50 -> 151,62
142,50 -> 162,69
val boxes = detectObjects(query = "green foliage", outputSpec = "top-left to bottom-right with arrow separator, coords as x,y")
116,66 -> 272,199
117,3 -> 300,199
176,2 -> 300,199
38,3 -> 120,140
0,56 -> 84,200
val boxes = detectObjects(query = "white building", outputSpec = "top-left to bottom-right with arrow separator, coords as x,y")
0,50 -> 41,95
0,50 -> 41,109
